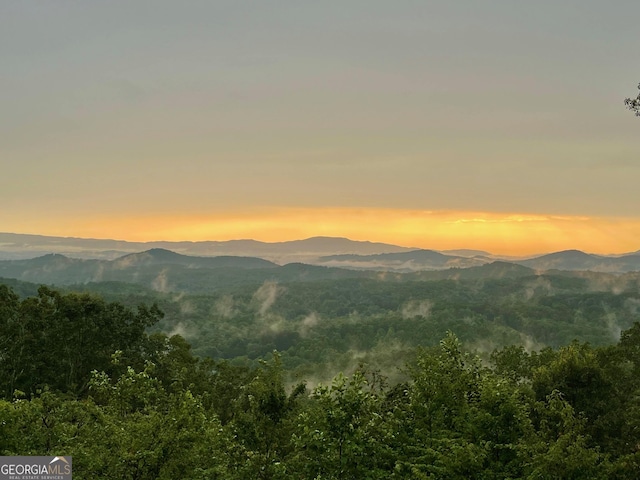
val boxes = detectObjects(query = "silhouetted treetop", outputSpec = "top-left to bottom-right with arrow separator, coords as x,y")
625,83 -> 640,116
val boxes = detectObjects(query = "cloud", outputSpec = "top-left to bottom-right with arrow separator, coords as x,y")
252,281 -> 285,316
168,322 -> 195,339
604,310 -> 622,341
298,312 -> 319,337
214,294 -> 235,318
401,300 -> 433,319
151,268 -> 170,292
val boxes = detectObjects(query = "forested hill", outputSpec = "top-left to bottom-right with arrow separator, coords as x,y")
0,250 -> 367,293
2,284 -> 640,478
0,250 -> 530,293
4,264 -> 640,379
318,249 -> 640,273
0,232 -> 413,262
4,248 -> 640,295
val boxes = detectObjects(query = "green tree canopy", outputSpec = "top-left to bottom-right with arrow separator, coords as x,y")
0,285 -> 163,398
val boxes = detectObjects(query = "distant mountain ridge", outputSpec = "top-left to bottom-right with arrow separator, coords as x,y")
3,247 -> 640,296
0,251 -> 541,294
0,232 -> 413,263
1,232 -> 640,274
515,250 -> 640,273
114,248 -> 277,269
0,249 -> 355,293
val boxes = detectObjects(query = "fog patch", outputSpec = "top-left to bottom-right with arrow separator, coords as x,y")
585,274 -> 628,294
172,292 -> 186,302
179,300 -> 196,315
299,312 -> 319,337
114,254 -> 142,269
152,269 -> 170,292
168,322 -> 196,340
523,277 -> 552,301
214,294 -> 235,318
625,297 -> 640,315
604,309 -> 622,341
402,300 -> 433,319
350,349 -> 368,361
92,264 -> 105,283
252,281 -> 285,315
468,331 -> 541,356
299,339 -> 410,391
519,333 -> 543,352
259,312 -> 286,334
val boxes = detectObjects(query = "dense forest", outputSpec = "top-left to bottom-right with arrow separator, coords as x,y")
39,270 -> 640,385
2,282 -> 640,478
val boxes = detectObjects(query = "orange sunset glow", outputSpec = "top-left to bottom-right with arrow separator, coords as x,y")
6,208 -> 640,257
2,2 -> 639,256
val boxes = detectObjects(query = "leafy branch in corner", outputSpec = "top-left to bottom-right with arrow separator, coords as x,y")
625,83 -> 640,116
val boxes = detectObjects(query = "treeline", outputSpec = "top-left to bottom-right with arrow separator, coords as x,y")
2,285 -> 640,478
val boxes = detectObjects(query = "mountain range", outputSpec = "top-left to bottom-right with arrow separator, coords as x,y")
0,248 -> 375,293
1,233 -> 640,281
317,249 -> 640,273
0,232 -> 412,263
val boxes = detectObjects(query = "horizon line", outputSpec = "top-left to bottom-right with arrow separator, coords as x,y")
1,230 -> 639,259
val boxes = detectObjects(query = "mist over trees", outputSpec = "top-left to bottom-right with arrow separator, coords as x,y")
2,284 -> 640,478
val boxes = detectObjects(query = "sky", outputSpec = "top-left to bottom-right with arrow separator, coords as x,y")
1,0 -> 639,255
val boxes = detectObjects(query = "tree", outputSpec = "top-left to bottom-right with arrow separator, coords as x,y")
77,363 -> 231,480
0,286 -> 163,399
625,83 -> 640,116
226,353 -> 306,480
0,285 -> 26,399
526,390 -> 609,479
531,341 -> 613,446
401,333 -> 489,479
291,369 -> 394,479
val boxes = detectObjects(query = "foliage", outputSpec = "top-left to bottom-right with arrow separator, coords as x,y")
0,285 -> 163,398
625,83 -> 640,116
3,285 -> 640,478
